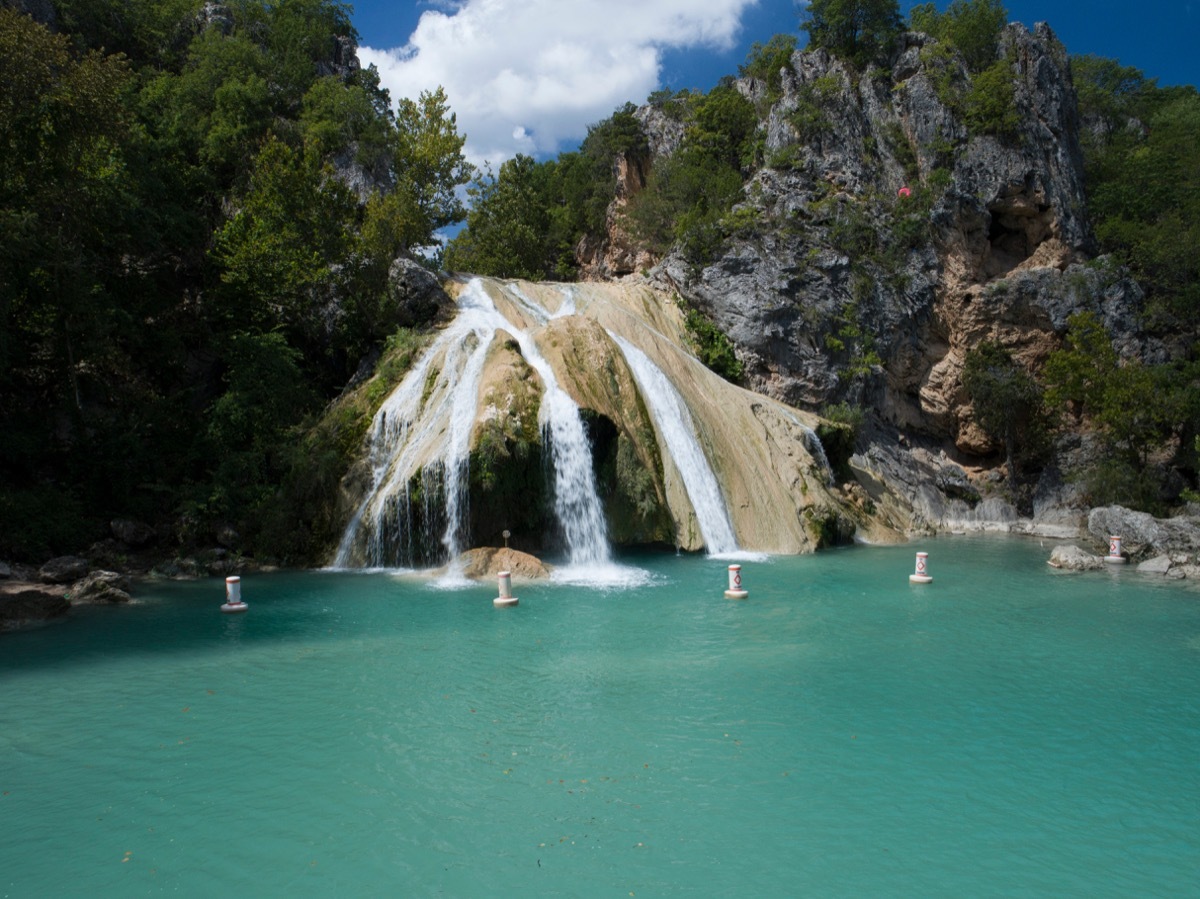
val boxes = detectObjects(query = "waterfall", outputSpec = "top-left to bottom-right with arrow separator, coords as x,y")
494,284 -> 611,569
540,385 -> 612,567
333,278 -> 611,572
796,420 -> 835,486
332,284 -> 499,570
611,334 -> 740,555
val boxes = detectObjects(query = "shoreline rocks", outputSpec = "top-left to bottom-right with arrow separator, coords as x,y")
0,582 -> 70,632
1046,544 -> 1105,570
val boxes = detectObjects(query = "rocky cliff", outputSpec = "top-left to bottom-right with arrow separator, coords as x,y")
594,24 -> 1161,538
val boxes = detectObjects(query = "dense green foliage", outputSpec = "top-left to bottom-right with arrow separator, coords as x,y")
912,0 -> 1017,139
962,341 -> 1049,496
625,85 -> 759,265
909,0 -> 1005,73
677,300 -> 745,384
0,2 -> 470,561
1075,57 -> 1200,326
738,34 -> 798,106
802,0 -> 902,68
445,104 -> 648,279
1058,58 -> 1200,509
1040,312 -> 1196,513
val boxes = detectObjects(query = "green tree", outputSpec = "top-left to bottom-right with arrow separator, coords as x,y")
261,0 -> 355,108
445,155 -> 550,278
1084,88 -> 1200,324
961,341 -> 1047,488
50,0 -> 201,67
1043,312 -> 1178,473
0,8 -> 157,552
1071,55 -> 1159,122
203,330 -> 318,541
626,85 -> 756,263
802,0 -> 901,68
963,56 -> 1019,137
739,34 -> 798,103
210,134 -> 358,370
300,75 -> 391,164
390,87 -> 475,248
909,0 -> 1006,73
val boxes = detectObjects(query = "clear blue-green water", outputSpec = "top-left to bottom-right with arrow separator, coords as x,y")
3,536 -> 1200,897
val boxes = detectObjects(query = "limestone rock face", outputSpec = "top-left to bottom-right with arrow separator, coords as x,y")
584,24 -> 1161,537
337,277 -> 888,563
659,25 -> 1108,420
387,258 -> 453,327
532,312 -> 678,547
1087,506 -> 1200,560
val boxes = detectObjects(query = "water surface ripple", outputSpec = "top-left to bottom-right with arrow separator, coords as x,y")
2,536 -> 1198,896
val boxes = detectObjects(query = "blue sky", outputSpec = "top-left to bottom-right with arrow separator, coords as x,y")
349,0 -> 1198,167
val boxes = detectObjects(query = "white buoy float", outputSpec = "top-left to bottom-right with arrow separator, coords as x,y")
909,552 -> 932,584
221,575 -> 248,613
724,564 -> 748,599
1104,535 -> 1127,564
494,570 -> 518,607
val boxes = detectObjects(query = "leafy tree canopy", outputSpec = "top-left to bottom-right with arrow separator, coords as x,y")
802,0 -> 902,68
1076,57 -> 1200,325
909,0 -> 1006,73
0,2 -> 471,560
962,341 -> 1047,491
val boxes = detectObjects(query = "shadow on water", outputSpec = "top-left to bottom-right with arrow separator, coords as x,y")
1,544 -> 688,674
6,535 -> 1195,678
0,568 -> 498,675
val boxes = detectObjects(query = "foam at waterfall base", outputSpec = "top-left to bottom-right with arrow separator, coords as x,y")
549,561 -> 660,589
708,549 -> 770,563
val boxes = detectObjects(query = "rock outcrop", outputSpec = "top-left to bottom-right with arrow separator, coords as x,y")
39,555 -> 90,584
0,582 -> 69,631
587,24 -> 1162,539
72,571 -> 133,604
1046,544 -> 1104,570
457,547 -> 550,580
1087,505 -> 1200,560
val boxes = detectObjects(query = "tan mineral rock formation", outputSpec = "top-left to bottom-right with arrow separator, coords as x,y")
515,279 -> 873,553
457,547 -> 551,580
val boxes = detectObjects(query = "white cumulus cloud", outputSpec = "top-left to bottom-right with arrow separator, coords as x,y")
360,0 -> 760,169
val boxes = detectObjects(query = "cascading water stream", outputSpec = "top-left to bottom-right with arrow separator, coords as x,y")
495,283 -> 611,569
611,334 -> 741,555
332,283 -> 500,570
798,421 -> 835,485
333,278 -> 612,573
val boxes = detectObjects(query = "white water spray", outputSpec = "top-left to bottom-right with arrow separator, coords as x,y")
333,279 -> 612,572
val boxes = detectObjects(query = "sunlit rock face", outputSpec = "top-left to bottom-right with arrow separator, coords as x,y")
335,277 -> 880,568
584,24 -> 1159,535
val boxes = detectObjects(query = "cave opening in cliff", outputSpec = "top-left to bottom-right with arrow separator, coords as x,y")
985,211 -> 1032,276
984,202 -> 1053,277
